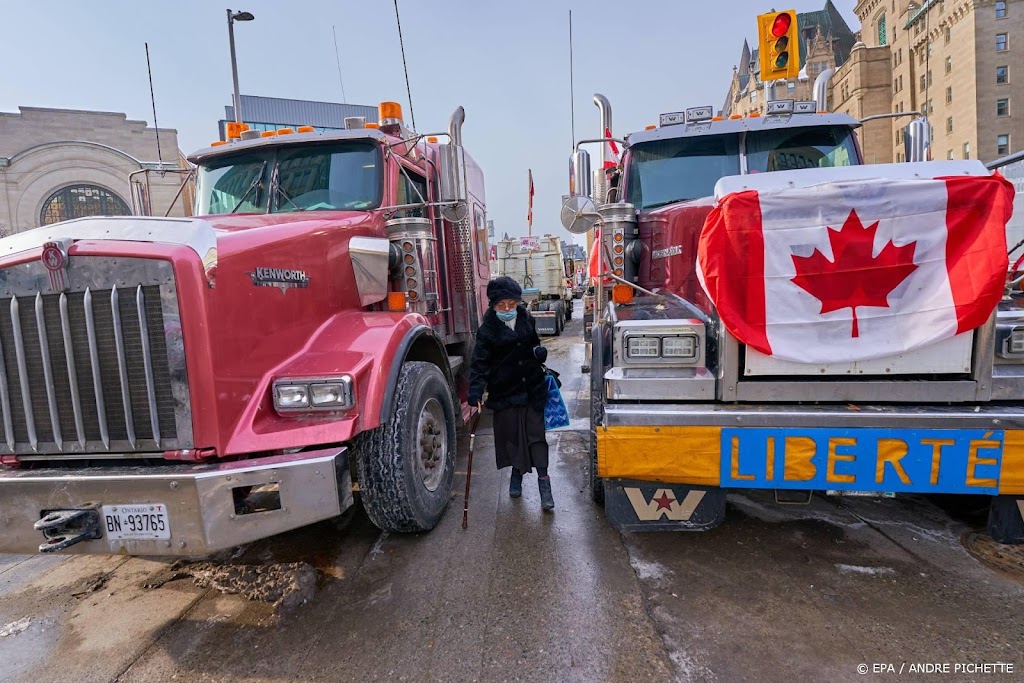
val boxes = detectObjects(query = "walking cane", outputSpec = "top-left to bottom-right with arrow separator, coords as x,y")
462,410 -> 482,530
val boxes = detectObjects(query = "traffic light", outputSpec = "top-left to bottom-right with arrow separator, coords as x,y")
758,10 -> 800,81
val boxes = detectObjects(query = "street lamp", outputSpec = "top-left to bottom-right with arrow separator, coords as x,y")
227,9 -> 255,124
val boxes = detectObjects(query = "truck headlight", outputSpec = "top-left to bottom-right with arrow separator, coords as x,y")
310,382 -> 351,408
996,322 -> 1024,360
627,336 -> 661,358
274,384 -> 310,410
1010,328 -> 1024,355
273,376 -> 354,413
616,320 -> 705,368
661,335 -> 697,359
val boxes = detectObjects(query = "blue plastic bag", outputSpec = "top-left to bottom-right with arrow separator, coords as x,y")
544,373 -> 570,430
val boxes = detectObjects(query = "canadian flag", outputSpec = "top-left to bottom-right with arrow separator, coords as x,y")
604,128 -> 620,170
697,173 -> 1014,363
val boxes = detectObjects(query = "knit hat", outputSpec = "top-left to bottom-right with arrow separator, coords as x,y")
487,276 -> 522,308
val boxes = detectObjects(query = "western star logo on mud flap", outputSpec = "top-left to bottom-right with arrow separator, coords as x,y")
625,488 -> 706,521
249,267 -> 310,292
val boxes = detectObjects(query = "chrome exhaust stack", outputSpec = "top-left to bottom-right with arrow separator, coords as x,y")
813,68 -> 835,112
593,94 -> 613,204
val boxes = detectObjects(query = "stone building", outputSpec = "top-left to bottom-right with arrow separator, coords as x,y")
831,42 -> 898,163
856,0 -> 1024,163
0,107 -> 189,237
722,1 -> 859,117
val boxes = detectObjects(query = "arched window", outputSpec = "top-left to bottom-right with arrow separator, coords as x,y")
878,14 -> 888,45
40,184 -> 131,226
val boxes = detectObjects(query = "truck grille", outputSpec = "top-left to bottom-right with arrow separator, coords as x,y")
0,255 -> 191,456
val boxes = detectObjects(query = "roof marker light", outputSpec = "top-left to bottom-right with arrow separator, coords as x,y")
658,112 -> 686,127
297,125 -> 315,133
685,106 -> 714,123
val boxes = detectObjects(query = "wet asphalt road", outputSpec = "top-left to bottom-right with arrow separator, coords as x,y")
2,313 -> 1024,682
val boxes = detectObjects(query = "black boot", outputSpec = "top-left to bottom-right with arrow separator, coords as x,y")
538,476 -> 554,510
509,469 -> 523,498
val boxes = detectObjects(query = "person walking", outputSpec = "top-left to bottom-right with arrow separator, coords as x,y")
467,276 -> 554,510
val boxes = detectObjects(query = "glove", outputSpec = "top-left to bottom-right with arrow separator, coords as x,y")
533,346 -> 548,363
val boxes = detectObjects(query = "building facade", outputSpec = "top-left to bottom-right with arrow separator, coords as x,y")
831,43 -> 897,163
219,95 -> 379,139
0,107 -> 188,236
856,0 -> 1023,163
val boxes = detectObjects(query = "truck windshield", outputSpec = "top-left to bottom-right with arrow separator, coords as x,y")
626,136 -> 741,209
195,142 -> 382,215
745,126 -> 858,173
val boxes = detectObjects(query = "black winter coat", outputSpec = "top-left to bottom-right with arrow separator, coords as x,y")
468,306 -> 548,412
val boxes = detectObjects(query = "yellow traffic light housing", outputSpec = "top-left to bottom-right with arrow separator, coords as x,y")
758,10 -> 800,81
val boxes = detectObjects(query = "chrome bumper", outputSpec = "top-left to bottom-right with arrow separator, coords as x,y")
0,447 -> 350,556
604,403 -> 1024,429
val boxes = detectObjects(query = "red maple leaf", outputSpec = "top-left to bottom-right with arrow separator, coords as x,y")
791,210 -> 918,338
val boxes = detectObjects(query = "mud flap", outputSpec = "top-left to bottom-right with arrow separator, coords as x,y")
987,495 -> 1024,544
603,479 -> 726,532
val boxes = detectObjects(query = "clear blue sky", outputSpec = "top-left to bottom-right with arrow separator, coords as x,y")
1,0 -> 859,240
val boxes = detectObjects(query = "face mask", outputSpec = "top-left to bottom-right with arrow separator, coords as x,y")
496,309 -> 517,322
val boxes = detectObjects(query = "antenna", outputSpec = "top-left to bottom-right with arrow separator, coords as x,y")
332,26 -> 348,102
144,43 -> 163,165
392,0 -> 416,130
569,10 -> 576,145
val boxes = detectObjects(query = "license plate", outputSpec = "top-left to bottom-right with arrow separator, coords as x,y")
101,504 -> 170,541
721,427 -> 1004,495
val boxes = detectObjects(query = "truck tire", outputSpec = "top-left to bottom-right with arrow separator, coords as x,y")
554,302 -> 564,336
355,361 -> 456,533
565,300 -> 573,320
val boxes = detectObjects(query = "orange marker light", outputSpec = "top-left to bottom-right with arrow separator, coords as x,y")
297,125 -> 315,133
748,112 -> 761,117
277,128 -> 295,135
645,125 -> 657,130
211,140 -> 227,147
365,122 -> 380,129
612,284 -> 634,305
730,114 -> 743,119
261,131 -> 278,137
426,136 -> 438,143
712,116 -> 724,121
226,121 -> 246,139
387,292 -> 407,311
379,101 -> 403,120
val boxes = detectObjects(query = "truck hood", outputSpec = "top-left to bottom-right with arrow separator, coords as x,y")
0,212 -> 382,284
637,197 -> 716,311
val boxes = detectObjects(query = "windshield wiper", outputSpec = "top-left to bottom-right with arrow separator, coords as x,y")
229,161 -> 267,214
644,198 -> 690,209
275,183 -> 304,212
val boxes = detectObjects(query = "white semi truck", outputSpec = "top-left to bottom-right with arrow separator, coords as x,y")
494,235 -> 573,335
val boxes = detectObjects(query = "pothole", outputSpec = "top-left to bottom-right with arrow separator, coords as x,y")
962,531 -> 1024,584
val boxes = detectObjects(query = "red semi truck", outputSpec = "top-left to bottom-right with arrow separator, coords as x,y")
567,84 -> 1024,544
0,102 -> 491,555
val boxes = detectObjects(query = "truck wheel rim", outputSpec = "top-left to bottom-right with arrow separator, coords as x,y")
416,397 -> 448,492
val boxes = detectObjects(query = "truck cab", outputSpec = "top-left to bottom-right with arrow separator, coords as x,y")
569,95 -> 1024,543
0,103 -> 492,555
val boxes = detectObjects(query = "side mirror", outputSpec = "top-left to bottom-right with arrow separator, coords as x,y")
572,149 -> 593,199
560,195 -> 599,235
903,117 -> 930,163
